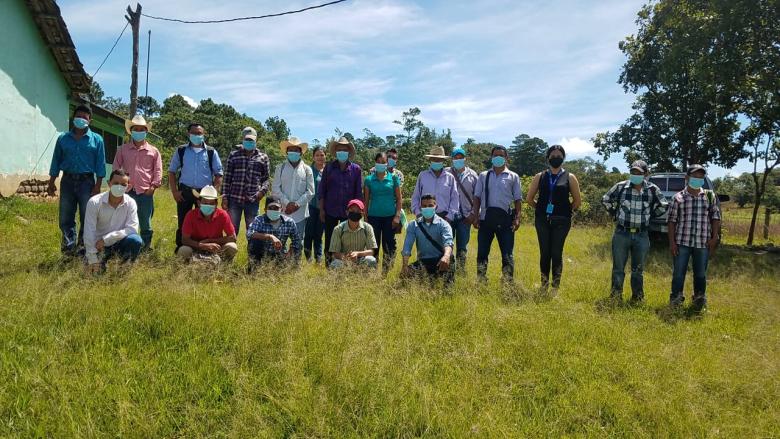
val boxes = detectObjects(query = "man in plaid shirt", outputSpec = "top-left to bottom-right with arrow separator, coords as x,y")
667,164 -> 721,312
221,127 -> 270,236
602,160 -> 667,302
246,196 -> 302,270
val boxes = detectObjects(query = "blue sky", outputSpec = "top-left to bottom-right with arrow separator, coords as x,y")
59,0 -> 754,178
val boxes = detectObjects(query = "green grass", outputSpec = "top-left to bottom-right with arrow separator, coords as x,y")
0,192 -> 778,437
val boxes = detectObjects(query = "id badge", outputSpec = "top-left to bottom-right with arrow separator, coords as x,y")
546,203 -> 554,215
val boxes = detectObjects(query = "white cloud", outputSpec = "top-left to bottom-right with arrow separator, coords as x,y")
558,137 -> 596,156
168,93 -> 198,108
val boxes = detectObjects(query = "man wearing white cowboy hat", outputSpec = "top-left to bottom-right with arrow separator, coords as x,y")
222,127 -> 270,236
272,137 -> 315,254
318,136 -> 363,265
177,185 -> 238,265
112,114 -> 162,249
411,145 -> 460,222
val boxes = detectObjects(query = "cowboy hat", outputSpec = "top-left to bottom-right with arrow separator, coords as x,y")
280,136 -> 309,155
424,145 -> 449,160
191,185 -> 221,200
327,136 -> 356,157
125,115 -> 151,134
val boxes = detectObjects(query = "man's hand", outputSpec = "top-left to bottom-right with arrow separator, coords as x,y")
172,189 -> 184,203
86,263 -> 102,275
319,209 -> 326,223
437,257 -> 450,272
347,251 -> 360,261
469,213 -> 479,229
221,198 -> 229,210
144,188 -> 156,196
47,181 -> 57,197
95,239 -> 105,252
285,203 -> 300,214
512,217 -> 521,231
269,235 -> 282,250
91,183 -> 101,196
670,242 -> 679,257
707,237 -> 718,254
200,243 -> 221,253
400,265 -> 411,278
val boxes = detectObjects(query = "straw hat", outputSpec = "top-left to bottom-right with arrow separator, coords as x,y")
280,136 -> 309,155
425,145 -> 449,160
327,136 -> 356,157
191,185 -> 221,200
125,115 -> 151,134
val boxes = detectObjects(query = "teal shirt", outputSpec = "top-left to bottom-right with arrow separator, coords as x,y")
365,172 -> 399,217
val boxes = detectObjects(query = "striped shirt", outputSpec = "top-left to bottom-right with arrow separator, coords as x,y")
246,213 -> 301,256
329,220 -> 377,253
602,180 -> 667,229
667,189 -> 721,248
222,147 -> 270,205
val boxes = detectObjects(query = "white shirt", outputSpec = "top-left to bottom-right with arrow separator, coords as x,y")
84,192 -> 139,264
272,160 -> 314,223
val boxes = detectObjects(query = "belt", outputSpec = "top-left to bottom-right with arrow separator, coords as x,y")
616,224 -> 647,233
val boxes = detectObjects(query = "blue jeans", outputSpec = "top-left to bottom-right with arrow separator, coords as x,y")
102,234 -> 143,266
451,215 -> 472,267
670,245 -> 709,307
58,174 -> 94,253
476,221 -> 515,281
227,200 -> 260,238
611,229 -> 650,300
304,205 -> 324,260
128,191 -> 154,247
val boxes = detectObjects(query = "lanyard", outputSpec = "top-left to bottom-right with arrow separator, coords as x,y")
547,169 -> 563,205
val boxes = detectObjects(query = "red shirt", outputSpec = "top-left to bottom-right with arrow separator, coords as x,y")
182,208 -> 235,241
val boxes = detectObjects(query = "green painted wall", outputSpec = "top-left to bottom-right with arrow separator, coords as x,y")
0,0 -> 71,194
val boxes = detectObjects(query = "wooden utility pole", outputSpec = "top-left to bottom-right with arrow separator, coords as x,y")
125,3 -> 142,118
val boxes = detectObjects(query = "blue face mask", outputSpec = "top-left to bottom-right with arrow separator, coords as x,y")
73,117 -> 89,129
375,163 -> 388,173
688,177 -> 705,189
336,151 -> 349,162
421,207 -> 436,219
131,131 -> 147,142
189,134 -> 204,146
629,174 -> 645,185
287,151 -> 301,162
453,158 -> 466,170
266,209 -> 281,221
430,162 -> 444,172
199,204 -> 216,216
491,156 -> 506,167
388,158 -> 397,168
243,140 -> 256,150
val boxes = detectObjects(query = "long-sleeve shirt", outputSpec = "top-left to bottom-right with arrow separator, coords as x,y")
112,141 -> 162,194
49,129 -> 106,178
246,214 -> 302,257
222,147 -> 270,205
446,166 -> 479,218
473,168 -> 523,220
84,192 -> 139,264
272,160 -> 315,223
411,169 -> 460,221
402,215 -> 454,260
667,189 -> 721,248
318,161 -> 363,219
602,180 -> 667,229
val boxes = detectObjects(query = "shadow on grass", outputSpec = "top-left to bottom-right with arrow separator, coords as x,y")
654,304 -> 707,324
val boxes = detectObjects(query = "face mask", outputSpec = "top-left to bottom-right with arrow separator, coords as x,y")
375,163 -> 388,173
629,175 -> 645,185
549,157 -> 564,168
336,151 -> 349,162
421,207 -> 436,219
287,151 -> 301,162
348,211 -> 363,222
388,158 -> 397,168
199,204 -> 216,216
430,162 -> 444,172
189,134 -> 204,145
453,158 -> 466,170
266,210 -> 281,221
243,140 -> 256,150
131,131 -> 147,142
73,117 -> 89,129
110,184 -> 126,197
688,177 -> 705,190
491,156 -> 506,167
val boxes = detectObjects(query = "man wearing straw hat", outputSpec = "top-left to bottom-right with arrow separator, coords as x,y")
272,137 -> 315,256
318,136 -> 363,265
112,115 -> 162,249
222,127 -> 270,236
411,145 -> 460,222
177,185 -> 238,265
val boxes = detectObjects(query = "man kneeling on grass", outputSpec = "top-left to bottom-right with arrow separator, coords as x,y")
177,185 -> 238,265
246,196 -> 302,271
400,193 -> 454,284
328,199 -> 378,269
84,169 -> 142,274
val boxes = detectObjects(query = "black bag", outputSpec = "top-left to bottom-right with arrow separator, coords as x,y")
481,171 -> 513,230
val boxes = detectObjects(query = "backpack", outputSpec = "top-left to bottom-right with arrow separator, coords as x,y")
177,145 -> 215,179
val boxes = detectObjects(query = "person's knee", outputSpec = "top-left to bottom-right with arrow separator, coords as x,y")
329,259 -> 344,269
126,234 -> 144,251
222,242 -> 238,260
177,246 -> 194,261
362,256 -> 377,268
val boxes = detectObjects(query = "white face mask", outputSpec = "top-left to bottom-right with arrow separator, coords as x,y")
110,184 -> 127,197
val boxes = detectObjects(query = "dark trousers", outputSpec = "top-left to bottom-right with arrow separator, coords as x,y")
323,214 -> 346,264
304,205 -> 325,261
58,173 -> 94,254
248,240 -> 294,272
175,183 -> 200,248
102,234 -> 144,267
367,215 -> 397,271
670,245 -> 709,308
408,258 -> 454,284
534,215 -> 572,287
611,228 -> 650,300
476,221 -> 515,281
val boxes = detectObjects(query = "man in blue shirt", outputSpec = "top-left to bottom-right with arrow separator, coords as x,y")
401,194 -> 455,284
47,104 -> 106,256
168,123 -> 223,248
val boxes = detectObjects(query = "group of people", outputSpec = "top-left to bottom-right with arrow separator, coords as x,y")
46,105 -> 722,310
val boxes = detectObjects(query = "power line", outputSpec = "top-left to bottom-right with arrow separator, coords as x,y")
91,21 -> 130,78
141,0 -> 348,24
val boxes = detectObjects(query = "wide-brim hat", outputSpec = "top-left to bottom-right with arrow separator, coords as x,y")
425,145 -> 449,160
125,115 -> 151,134
328,136 -> 356,157
192,185 -> 221,200
280,137 -> 308,155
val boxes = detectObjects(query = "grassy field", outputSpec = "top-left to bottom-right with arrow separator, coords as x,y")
719,204 -> 778,246
0,191 -> 778,437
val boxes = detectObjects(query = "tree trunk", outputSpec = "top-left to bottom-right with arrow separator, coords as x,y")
126,3 -> 142,118
747,171 -> 770,246
764,207 -> 771,240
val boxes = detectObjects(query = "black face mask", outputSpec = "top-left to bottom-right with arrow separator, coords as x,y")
549,157 -> 564,168
348,212 -> 363,222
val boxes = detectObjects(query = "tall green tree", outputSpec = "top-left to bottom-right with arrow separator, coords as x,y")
509,134 -> 548,176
